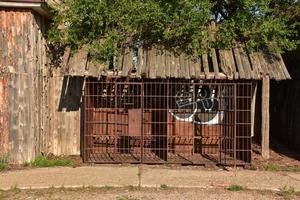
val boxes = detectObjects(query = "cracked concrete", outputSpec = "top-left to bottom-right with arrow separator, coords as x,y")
0,165 -> 299,191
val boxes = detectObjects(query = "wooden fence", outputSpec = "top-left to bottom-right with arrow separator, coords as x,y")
270,80 -> 300,152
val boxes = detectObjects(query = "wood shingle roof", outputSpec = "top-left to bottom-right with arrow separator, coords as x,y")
61,46 -> 290,80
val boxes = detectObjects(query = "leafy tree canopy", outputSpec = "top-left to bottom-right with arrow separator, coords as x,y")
48,0 -> 300,63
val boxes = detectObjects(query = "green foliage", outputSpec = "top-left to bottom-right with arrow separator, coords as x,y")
30,156 -> 74,168
227,185 -> 244,191
278,186 -> 296,200
0,155 -> 8,172
48,0 -> 300,63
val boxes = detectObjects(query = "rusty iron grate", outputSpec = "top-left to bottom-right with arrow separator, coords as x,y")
83,79 -> 252,166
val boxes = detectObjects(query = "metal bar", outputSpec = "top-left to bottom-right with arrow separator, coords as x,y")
141,81 -> 144,163
234,83 -> 237,168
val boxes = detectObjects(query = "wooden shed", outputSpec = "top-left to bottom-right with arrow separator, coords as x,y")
0,1 -> 291,165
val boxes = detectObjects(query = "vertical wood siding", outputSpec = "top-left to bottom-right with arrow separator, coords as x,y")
0,8 -> 46,163
271,80 -> 300,152
0,8 -> 83,164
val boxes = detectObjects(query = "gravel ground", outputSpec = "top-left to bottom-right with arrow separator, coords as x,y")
0,187 -> 296,200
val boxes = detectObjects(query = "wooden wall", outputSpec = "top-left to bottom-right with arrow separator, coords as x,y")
0,8 -> 46,163
0,8 -> 83,164
44,76 -> 83,156
271,80 -> 300,152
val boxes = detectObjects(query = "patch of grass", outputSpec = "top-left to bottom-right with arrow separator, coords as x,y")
263,163 -> 300,172
160,184 -> 168,189
126,185 -> 139,191
116,195 -> 139,200
9,185 -> 21,194
0,155 -> 8,172
227,185 -> 244,191
23,161 -> 30,167
30,156 -> 74,168
0,190 -> 6,200
263,163 -> 280,171
284,166 -> 300,173
278,186 -> 295,200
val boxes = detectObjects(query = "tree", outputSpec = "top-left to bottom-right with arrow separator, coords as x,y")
48,0 -> 300,63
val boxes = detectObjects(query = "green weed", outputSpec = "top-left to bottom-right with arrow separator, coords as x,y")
263,163 -> 300,172
227,185 -> 244,191
263,163 -> 280,171
30,156 -> 74,168
278,186 -> 295,200
0,155 -> 8,172
126,185 -> 139,191
9,185 -> 21,194
160,184 -> 168,189
116,195 -> 139,200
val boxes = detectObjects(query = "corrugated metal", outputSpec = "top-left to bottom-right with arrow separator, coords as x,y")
63,46 -> 291,80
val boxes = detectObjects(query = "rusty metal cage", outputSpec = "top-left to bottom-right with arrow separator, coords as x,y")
83,79 -> 252,166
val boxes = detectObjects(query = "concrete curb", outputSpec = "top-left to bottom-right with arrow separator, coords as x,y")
0,166 -> 299,192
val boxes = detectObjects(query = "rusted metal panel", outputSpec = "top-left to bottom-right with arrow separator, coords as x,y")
128,109 -> 142,136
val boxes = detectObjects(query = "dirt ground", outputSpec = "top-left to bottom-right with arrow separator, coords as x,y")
0,187 -> 297,200
252,141 -> 300,170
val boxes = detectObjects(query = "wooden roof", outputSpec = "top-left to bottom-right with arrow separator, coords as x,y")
60,46 -> 291,80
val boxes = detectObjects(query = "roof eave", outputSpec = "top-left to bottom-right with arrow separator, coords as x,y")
0,1 -> 52,19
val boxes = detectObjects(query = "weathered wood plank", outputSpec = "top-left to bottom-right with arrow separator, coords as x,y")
188,56 -> 195,79
184,55 -> 190,79
149,48 -> 156,79
253,53 -> 264,77
239,47 -> 252,79
142,48 -> 149,77
137,47 -> 143,77
121,47 -> 132,77
171,55 -> 180,78
224,49 -> 234,79
261,75 -> 270,159
233,47 -> 246,79
269,55 -> 283,81
257,53 -> 269,77
262,54 -> 276,79
161,49 -> 167,78
202,53 -> 210,78
248,53 -> 261,79
165,50 -> 171,78
219,50 -> 233,79
211,48 -> 220,78
251,81 -> 257,137
277,53 -> 291,79
227,49 -> 239,79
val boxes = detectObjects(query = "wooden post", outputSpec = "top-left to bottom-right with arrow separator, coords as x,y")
261,76 -> 270,159
251,81 -> 257,137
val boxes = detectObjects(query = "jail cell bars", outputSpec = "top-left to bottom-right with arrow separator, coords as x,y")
83,79 -> 252,166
